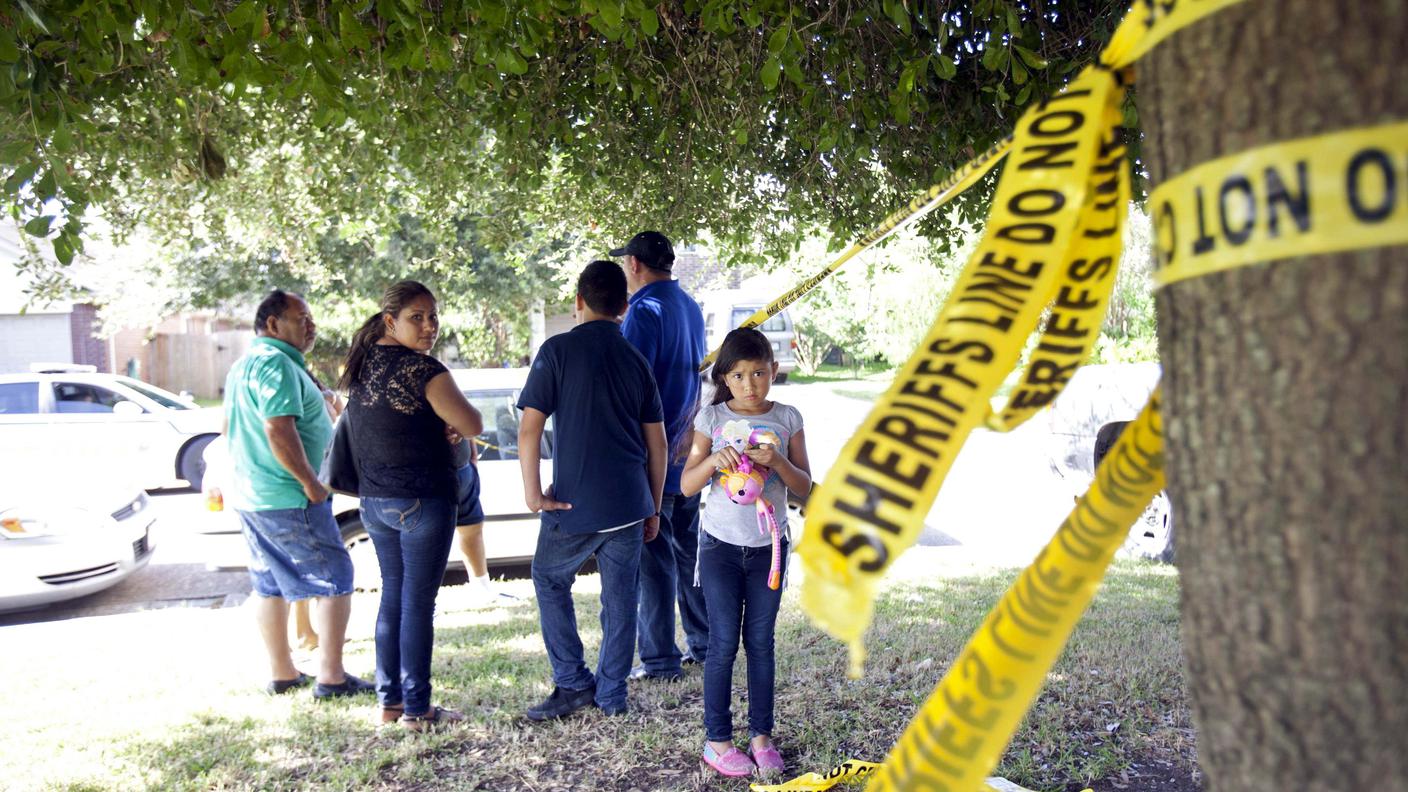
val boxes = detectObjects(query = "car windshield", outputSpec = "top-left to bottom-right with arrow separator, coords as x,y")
731,308 -> 787,332
118,378 -> 194,410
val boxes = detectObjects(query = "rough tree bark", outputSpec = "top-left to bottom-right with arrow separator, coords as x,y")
1141,2 -> 1408,790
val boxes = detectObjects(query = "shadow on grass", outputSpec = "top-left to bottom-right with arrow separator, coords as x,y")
58,562 -> 1188,792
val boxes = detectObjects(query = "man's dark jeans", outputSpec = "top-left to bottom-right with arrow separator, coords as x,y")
360,496 -> 457,716
636,491 -> 709,673
698,530 -> 786,742
531,515 -> 643,711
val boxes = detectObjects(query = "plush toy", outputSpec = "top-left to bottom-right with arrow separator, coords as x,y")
720,425 -> 788,586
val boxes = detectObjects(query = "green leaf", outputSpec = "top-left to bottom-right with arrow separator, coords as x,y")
4,161 -> 39,194
53,232 -> 76,265
1014,45 -> 1047,70
638,8 -> 658,37
932,54 -> 957,80
760,56 -> 781,90
16,0 -> 50,34
767,26 -> 789,56
0,30 -> 21,63
496,48 -> 528,75
1006,6 -> 1022,36
339,6 -> 370,51
1011,58 -> 1028,85
35,169 -> 57,201
898,63 -> 916,94
597,2 -> 623,32
24,215 -> 52,237
226,0 -> 255,29
734,128 -> 748,145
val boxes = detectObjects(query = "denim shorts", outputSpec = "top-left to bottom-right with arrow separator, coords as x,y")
236,500 -> 354,600
456,462 -> 484,525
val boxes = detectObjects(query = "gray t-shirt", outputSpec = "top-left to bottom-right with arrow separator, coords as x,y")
694,400 -> 805,548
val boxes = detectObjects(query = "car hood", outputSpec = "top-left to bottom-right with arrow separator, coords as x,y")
165,406 -> 224,435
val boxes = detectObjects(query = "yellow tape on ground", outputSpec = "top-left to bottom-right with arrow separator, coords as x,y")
749,759 -> 1032,792
698,135 -> 1013,371
1150,121 -> 1408,288
799,66 -> 1120,674
865,388 -> 1165,792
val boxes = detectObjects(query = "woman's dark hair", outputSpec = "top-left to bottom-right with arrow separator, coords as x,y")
337,280 -> 436,391
253,289 -> 294,335
708,327 -> 774,405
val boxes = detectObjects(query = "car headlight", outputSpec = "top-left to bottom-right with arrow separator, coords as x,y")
0,514 -> 52,539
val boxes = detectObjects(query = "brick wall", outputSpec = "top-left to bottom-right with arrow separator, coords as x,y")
68,303 -> 109,371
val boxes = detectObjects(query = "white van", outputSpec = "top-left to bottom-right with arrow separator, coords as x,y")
697,290 -> 797,382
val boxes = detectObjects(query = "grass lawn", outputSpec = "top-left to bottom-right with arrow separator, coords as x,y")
786,363 -> 895,386
3,559 -> 1191,792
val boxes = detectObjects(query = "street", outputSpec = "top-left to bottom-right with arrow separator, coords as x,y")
1,378 -> 1093,629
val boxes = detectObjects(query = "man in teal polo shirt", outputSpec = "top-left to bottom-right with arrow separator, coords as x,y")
224,290 -> 371,699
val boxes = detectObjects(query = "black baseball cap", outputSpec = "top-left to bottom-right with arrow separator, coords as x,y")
609,231 -> 675,271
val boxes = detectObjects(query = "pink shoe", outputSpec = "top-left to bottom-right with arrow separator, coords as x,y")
750,744 -> 785,777
701,743 -> 756,777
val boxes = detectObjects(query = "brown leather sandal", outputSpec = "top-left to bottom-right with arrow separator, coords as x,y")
402,706 -> 464,732
380,704 -> 405,724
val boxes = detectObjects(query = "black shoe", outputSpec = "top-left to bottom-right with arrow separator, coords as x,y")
681,652 -> 704,666
266,672 -> 312,695
312,673 -> 376,700
526,685 -> 596,721
628,664 -> 683,682
598,701 -> 628,717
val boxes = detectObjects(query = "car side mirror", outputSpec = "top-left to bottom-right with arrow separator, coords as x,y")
112,400 -> 145,416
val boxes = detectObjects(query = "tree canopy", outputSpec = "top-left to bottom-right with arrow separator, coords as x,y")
1,0 -> 1127,283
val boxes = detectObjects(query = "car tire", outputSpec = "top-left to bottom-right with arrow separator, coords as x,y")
1095,421 -> 1175,564
179,434 -> 216,490
338,515 -> 382,592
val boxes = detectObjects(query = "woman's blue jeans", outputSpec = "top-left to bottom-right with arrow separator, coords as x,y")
360,496 -> 456,716
699,530 -> 786,742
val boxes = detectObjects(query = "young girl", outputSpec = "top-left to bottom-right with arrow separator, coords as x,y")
681,327 -> 811,778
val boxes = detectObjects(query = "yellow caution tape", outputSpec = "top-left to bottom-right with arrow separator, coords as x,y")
866,388 -> 1165,792
799,65 -> 1121,674
1098,0 -> 1247,69
750,759 -> 881,792
749,760 -> 1034,792
985,91 -> 1130,432
698,134 -> 1013,371
797,0 -> 1248,677
1150,121 -> 1408,288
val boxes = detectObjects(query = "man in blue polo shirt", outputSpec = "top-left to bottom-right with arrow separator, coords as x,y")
517,260 -> 667,720
224,290 -> 372,700
611,231 -> 710,681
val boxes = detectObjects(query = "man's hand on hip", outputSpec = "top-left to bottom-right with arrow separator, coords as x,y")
304,480 -> 330,505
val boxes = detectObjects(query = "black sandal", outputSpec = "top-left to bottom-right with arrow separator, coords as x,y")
402,705 -> 464,732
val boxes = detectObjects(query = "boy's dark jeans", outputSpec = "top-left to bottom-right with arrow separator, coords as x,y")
636,491 -> 709,673
531,515 -> 643,711
699,530 -> 787,742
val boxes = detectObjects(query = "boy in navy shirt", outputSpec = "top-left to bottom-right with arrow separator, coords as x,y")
517,260 -> 667,719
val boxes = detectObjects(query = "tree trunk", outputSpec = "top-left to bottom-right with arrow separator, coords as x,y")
1141,2 -> 1408,790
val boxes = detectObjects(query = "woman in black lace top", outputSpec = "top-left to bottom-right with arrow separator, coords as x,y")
337,280 -> 482,731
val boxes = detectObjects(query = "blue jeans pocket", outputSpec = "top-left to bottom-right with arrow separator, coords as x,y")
699,530 -> 720,550
375,499 -> 426,534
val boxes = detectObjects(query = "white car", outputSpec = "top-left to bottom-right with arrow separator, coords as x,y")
0,368 -> 223,489
0,480 -> 156,614
204,368 -> 551,589
697,290 -> 799,381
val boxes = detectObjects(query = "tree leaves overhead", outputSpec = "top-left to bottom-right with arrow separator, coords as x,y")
0,0 -> 1125,277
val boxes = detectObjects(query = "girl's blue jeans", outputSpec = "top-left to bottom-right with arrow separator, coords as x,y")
699,530 -> 787,742
360,496 -> 456,716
